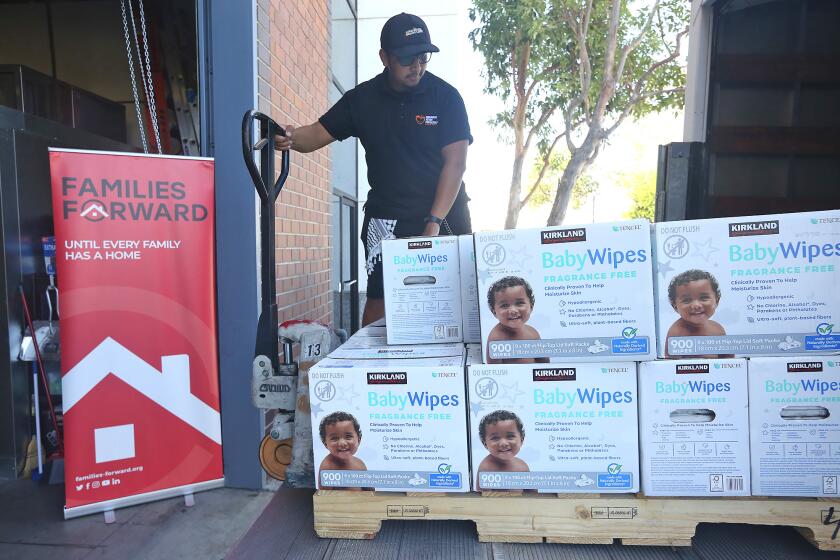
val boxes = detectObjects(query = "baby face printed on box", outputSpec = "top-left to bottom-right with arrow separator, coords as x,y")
474,221 -> 656,363
309,356 -> 470,492
654,210 -> 840,358
467,362 -> 639,493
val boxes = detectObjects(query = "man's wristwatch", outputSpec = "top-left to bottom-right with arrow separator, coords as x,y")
424,214 -> 444,225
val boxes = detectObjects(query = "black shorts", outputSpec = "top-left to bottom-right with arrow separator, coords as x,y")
362,204 -> 472,299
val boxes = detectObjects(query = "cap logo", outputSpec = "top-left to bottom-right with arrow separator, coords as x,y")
405,27 -> 424,36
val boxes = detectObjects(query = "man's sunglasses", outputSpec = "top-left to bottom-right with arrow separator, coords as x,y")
394,52 -> 432,66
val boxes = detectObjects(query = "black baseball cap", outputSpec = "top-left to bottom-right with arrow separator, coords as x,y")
380,13 -> 440,57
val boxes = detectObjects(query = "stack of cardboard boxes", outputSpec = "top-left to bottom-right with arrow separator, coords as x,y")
309,210 -> 840,497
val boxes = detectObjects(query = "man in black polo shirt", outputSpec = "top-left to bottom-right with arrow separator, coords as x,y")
276,12 -> 472,326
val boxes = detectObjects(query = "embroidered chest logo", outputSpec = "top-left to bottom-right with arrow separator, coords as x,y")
415,115 -> 438,126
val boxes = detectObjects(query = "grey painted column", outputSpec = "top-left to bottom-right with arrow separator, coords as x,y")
203,0 -> 262,489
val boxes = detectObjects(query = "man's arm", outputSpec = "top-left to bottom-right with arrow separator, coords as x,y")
423,139 -> 469,236
275,122 -> 335,153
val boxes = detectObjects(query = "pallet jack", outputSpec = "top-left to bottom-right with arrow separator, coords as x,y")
242,111 -> 332,483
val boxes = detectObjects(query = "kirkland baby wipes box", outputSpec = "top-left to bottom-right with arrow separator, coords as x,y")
749,356 -> 840,497
467,362 -> 639,493
382,236 -> 462,345
653,210 -> 840,358
309,356 -> 469,492
474,220 -> 655,363
638,359 -> 750,496
459,235 -> 481,343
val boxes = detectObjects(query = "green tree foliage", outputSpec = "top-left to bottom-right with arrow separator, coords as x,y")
527,151 -> 598,210
621,169 -> 656,220
469,0 -> 688,227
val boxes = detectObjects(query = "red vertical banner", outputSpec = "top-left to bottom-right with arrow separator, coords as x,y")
49,149 -> 223,518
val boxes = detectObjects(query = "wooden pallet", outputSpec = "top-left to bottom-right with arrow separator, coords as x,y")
313,491 -> 840,550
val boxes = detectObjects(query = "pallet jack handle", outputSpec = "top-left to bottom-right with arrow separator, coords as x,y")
241,110 -> 290,374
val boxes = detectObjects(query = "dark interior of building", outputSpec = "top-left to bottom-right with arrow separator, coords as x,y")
706,0 -> 840,216
0,0 -> 200,479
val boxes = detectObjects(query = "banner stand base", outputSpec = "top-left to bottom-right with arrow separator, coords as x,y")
64,478 -> 224,520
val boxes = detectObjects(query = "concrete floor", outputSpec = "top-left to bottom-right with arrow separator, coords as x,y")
4,478 -> 840,560
0,478 -> 272,560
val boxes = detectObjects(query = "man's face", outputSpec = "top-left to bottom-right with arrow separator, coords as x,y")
491,285 -> 533,331
380,49 -> 428,91
483,419 -> 523,462
673,279 -> 719,326
323,420 -> 360,461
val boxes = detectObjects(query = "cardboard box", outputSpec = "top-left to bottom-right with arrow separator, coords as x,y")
638,359 -> 750,496
350,324 -> 386,339
467,362 -> 639,492
653,210 -> 840,357
309,353 -> 469,492
749,356 -> 840,496
328,337 -> 464,360
368,317 -> 386,328
459,235 -> 481,343
465,344 -> 482,367
382,236 -> 463,345
474,220 -> 656,362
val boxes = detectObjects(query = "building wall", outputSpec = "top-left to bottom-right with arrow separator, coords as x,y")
683,0 -> 712,142
256,0 -> 333,325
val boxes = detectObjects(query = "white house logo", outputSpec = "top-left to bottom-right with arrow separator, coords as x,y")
663,235 -> 689,259
475,377 -> 498,399
62,337 -> 221,444
482,243 -> 506,266
314,380 -> 336,401
80,200 -> 110,222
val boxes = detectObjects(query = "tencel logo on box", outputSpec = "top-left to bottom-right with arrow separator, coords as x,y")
612,223 -> 644,232
541,228 -> 586,244
367,372 -> 408,384
787,362 -> 824,373
728,220 -> 779,237
533,367 -> 577,381
408,240 -> 433,250
676,363 -> 710,374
